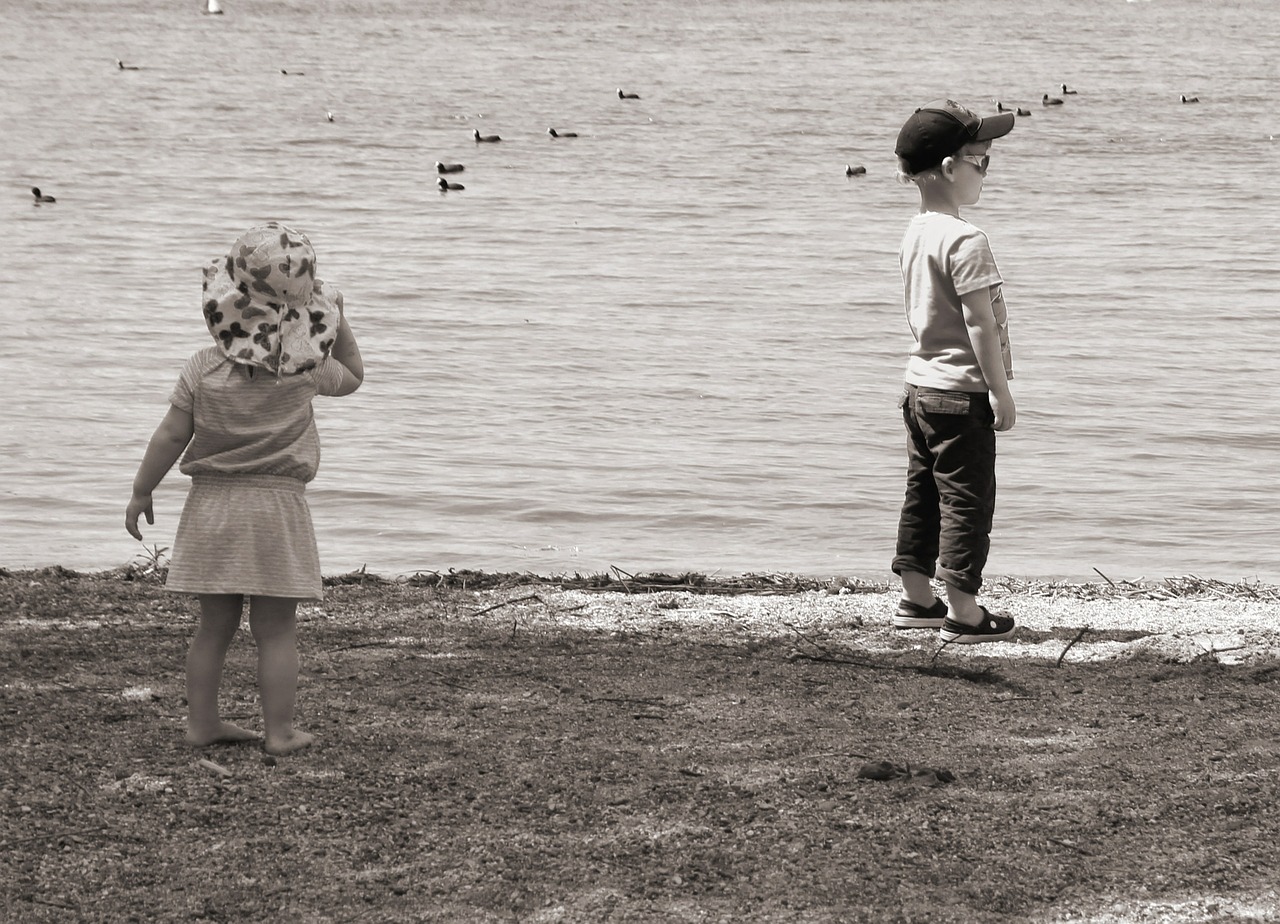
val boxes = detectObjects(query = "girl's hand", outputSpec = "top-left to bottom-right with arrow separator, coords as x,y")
125,493 -> 154,541
126,404 -> 193,538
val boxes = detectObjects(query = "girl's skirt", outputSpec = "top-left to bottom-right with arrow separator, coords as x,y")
166,474 -> 324,600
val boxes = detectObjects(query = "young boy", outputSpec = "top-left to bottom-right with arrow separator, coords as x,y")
890,99 -> 1017,644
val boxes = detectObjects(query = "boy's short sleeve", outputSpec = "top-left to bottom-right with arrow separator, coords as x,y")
312,356 -> 347,397
950,228 -> 1002,297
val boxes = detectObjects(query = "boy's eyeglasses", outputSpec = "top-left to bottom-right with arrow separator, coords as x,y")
960,154 -> 990,174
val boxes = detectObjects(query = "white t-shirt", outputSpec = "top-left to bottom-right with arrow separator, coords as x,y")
899,211 -> 1013,392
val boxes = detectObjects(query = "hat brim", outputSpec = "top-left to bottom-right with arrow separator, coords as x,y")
202,258 -> 340,375
972,111 -> 1016,142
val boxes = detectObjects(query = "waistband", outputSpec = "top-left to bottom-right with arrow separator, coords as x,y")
190,473 -> 306,494
904,382 -> 988,396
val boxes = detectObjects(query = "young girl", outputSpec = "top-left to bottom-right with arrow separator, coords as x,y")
126,222 -> 364,755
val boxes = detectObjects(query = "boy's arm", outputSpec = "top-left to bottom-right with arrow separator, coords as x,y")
960,287 -> 1016,432
328,297 -> 364,397
125,404 -> 195,540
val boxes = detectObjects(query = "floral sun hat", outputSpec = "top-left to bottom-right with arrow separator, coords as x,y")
201,222 -> 340,375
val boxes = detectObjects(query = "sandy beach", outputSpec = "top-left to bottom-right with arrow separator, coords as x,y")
3,566 -> 1278,922
428,573 -> 1280,666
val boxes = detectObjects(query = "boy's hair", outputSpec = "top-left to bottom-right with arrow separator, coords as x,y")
895,99 -> 1013,176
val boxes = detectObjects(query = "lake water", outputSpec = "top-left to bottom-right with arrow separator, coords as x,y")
2,0 -> 1277,584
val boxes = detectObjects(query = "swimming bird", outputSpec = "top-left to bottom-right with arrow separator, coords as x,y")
436,161 -> 465,174
1043,93 -> 1064,106
281,69 -> 305,76
617,88 -> 640,99
996,101 -> 1011,112
547,128 -> 578,138
116,60 -> 140,70
1016,108 -> 1032,116
473,129 -> 501,142
31,187 -> 56,203
326,111 -> 334,122
438,177 -> 464,191
1060,83 -> 1078,94
1181,94 -> 1200,103
845,164 -> 866,176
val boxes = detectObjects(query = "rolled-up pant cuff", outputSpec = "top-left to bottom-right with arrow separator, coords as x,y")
935,565 -> 981,596
891,557 -> 933,580
892,558 -> 982,596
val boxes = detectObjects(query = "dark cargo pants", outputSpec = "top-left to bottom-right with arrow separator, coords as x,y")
891,384 -> 997,595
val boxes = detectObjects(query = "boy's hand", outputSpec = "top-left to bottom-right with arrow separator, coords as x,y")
990,392 -> 1017,431
125,493 -> 154,541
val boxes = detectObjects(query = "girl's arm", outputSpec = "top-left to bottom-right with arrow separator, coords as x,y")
329,296 -> 364,396
960,287 -> 1016,432
125,404 -> 195,540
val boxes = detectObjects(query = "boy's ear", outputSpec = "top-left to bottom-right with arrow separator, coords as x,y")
938,156 -> 957,181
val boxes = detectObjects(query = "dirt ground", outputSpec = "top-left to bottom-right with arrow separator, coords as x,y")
2,566 -> 1279,923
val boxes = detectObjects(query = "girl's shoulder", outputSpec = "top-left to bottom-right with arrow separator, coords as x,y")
187,345 -> 229,367
178,346 -> 235,381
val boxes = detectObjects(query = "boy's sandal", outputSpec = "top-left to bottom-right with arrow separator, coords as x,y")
938,607 -> 1017,644
892,598 -> 948,630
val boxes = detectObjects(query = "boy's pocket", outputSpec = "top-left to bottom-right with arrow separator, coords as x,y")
916,391 -> 973,415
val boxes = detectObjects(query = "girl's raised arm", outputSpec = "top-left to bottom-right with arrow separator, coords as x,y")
328,298 -> 364,396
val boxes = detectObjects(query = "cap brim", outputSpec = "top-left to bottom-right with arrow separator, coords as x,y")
974,111 -> 1016,141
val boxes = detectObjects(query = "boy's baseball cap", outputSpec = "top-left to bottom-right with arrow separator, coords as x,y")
895,99 -> 1015,174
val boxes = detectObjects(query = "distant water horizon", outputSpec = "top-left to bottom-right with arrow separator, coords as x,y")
2,0 -> 1277,585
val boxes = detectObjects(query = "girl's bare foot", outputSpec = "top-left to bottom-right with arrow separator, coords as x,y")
264,730 -> 314,756
187,720 -> 259,747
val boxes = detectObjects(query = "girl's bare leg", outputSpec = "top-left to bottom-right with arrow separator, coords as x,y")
249,596 -> 313,755
187,594 -> 258,745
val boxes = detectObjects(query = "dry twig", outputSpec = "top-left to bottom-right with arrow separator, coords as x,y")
1057,626 -> 1091,667
472,593 -> 544,617
783,620 -> 837,658
1047,837 -> 1096,856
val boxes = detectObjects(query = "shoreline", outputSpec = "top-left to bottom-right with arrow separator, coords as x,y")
8,562 -> 1279,598
6,565 -> 1278,666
